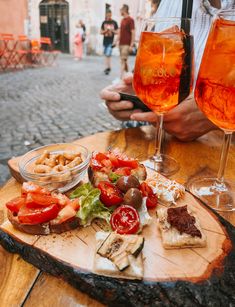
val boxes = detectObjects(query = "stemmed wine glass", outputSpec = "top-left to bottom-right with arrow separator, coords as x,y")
133,18 -> 194,177
189,10 -> 235,211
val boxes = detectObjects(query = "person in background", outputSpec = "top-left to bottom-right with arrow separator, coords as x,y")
79,19 -> 88,57
79,19 -> 86,38
73,22 -> 84,61
117,4 -> 135,78
100,0 -> 235,141
100,10 -> 118,75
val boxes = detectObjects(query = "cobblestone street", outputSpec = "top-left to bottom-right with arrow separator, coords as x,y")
0,54 -> 135,185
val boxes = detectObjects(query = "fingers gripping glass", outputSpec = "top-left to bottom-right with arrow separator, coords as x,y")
133,18 -> 194,177
189,10 -> 235,212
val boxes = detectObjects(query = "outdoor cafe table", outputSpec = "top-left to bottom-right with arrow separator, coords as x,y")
0,126 -> 234,306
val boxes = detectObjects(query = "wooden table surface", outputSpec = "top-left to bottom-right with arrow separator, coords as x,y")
0,126 -> 234,306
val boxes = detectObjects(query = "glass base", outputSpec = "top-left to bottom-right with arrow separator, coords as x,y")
189,177 -> 235,212
143,154 -> 180,177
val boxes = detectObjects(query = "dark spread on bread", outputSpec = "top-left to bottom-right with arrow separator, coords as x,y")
167,206 -> 202,238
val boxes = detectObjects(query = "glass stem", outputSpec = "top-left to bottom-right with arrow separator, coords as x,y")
153,114 -> 164,162
217,132 -> 232,184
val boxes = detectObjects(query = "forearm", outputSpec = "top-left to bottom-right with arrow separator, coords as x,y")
116,29 -> 120,44
130,30 -> 135,46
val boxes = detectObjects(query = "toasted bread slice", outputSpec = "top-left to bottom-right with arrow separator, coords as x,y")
7,210 -> 80,235
157,207 -> 206,249
88,164 -> 147,187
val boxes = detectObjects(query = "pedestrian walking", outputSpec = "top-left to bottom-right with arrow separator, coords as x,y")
79,19 -> 88,57
100,10 -> 118,75
117,4 -> 135,78
73,22 -> 84,61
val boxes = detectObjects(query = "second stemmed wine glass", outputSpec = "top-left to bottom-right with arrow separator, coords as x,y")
133,18 -> 194,177
189,10 -> 235,212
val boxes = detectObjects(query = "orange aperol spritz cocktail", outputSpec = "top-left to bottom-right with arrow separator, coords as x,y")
195,18 -> 235,131
133,18 -> 194,176
190,10 -> 235,211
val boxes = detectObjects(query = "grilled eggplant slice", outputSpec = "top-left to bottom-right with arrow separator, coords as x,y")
97,233 -> 144,271
127,236 -> 145,257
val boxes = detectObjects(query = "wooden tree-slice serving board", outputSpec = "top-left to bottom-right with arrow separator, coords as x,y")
0,168 -> 235,306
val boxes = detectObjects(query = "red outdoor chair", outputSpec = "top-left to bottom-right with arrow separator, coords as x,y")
30,39 -> 43,67
14,35 -> 31,69
0,36 -> 4,72
40,37 -> 60,66
0,33 -> 18,70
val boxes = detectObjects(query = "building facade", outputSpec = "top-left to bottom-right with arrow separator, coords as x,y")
0,0 -> 151,54
0,0 -> 28,36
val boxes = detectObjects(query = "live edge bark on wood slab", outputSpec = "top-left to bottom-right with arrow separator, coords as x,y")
0,126 -> 235,307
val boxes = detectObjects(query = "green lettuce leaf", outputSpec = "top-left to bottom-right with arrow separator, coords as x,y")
70,183 -> 111,226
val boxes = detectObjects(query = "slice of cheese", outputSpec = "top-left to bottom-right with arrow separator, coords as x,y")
93,232 -> 144,280
146,173 -> 185,205
157,207 -> 207,249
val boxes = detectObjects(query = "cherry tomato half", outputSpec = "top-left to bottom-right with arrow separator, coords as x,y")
139,182 -> 154,197
6,197 -> 26,213
98,181 -> 123,207
146,194 -> 158,209
110,205 -> 140,234
18,204 -> 60,225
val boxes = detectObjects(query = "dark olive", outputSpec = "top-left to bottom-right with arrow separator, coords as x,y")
116,175 -> 140,193
123,188 -> 143,209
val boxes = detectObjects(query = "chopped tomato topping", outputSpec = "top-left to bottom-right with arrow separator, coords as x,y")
117,158 -> 138,169
18,204 -> 60,225
6,182 -> 79,225
50,205 -> 76,225
106,151 -> 119,167
114,167 -> 132,176
53,193 -> 70,207
90,150 -> 139,173
21,182 -> 50,197
140,182 -> 158,209
68,199 -> 80,211
6,197 -> 25,213
90,152 -> 109,170
25,193 -> 59,208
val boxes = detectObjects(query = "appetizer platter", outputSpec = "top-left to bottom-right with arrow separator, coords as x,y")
1,145 -> 235,306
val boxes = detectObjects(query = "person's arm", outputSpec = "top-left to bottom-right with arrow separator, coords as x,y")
100,22 -> 107,35
100,29 -> 108,35
130,29 -> 135,47
129,18 -> 135,49
130,96 -> 217,142
114,28 -> 120,45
